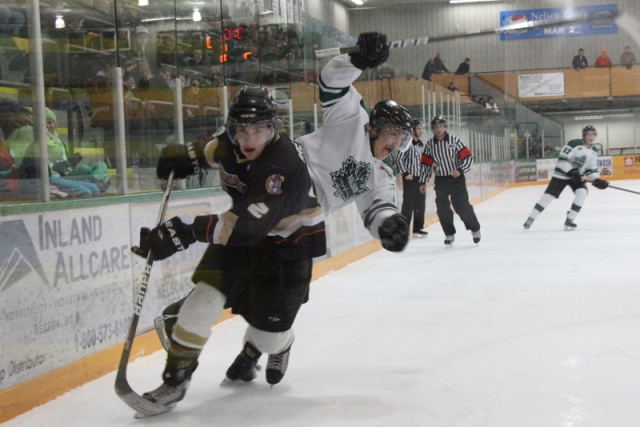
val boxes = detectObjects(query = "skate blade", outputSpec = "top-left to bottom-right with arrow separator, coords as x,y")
445,244 -> 453,249
133,403 -> 175,419
219,377 -> 257,387
564,226 -> 576,231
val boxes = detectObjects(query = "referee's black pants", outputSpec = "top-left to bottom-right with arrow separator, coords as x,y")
401,178 -> 426,231
434,174 -> 480,236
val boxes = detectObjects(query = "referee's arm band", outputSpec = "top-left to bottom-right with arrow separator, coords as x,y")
421,154 -> 435,166
458,147 -> 472,159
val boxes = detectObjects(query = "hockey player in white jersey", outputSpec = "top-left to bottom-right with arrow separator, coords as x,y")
523,125 -> 609,230
298,32 -> 414,252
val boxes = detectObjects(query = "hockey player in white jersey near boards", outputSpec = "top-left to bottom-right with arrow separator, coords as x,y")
298,32 -> 413,252
523,125 -> 609,230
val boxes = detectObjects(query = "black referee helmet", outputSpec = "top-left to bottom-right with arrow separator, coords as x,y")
430,115 -> 447,130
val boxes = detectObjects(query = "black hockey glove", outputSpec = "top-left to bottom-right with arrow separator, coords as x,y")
156,142 -> 207,180
349,32 -> 390,71
131,217 -> 196,261
52,159 -> 74,176
569,168 -> 583,185
379,214 -> 409,252
592,178 -> 609,190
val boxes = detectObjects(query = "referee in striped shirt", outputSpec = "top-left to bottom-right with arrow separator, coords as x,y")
419,115 -> 481,246
397,119 -> 429,237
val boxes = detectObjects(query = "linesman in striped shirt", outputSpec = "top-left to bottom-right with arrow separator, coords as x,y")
397,119 -> 429,238
419,115 -> 481,246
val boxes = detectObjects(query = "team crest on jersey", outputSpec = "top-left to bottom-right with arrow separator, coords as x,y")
380,165 -> 393,180
266,174 -> 284,195
219,166 -> 247,193
447,143 -> 456,150
330,156 -> 371,201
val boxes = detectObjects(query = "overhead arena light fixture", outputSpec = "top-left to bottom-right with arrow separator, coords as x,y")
450,0 -> 501,4
138,0 -> 148,6
192,7 -> 202,22
55,14 -> 65,29
351,0 -> 364,5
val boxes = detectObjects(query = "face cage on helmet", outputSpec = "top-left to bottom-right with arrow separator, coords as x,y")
377,123 -> 413,153
226,118 -> 277,145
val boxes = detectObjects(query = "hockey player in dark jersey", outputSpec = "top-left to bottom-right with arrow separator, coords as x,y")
130,86 -> 326,416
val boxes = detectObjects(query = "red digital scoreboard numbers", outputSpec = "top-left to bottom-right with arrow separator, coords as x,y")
206,27 -> 248,63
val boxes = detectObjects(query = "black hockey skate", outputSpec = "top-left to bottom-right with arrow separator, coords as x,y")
135,354 -> 198,419
523,217 -> 534,230
564,217 -> 577,231
266,342 -> 292,386
221,341 -> 262,386
444,235 -> 455,248
412,230 -> 428,239
471,230 -> 481,244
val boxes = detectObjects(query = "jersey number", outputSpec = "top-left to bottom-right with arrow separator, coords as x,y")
248,202 -> 269,218
562,146 -> 572,155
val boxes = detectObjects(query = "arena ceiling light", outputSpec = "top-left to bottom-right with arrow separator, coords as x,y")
192,7 -> 202,22
138,0 -> 148,6
450,0 -> 501,4
351,0 -> 364,5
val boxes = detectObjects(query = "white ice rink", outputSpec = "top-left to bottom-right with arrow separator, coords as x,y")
5,181 -> 640,427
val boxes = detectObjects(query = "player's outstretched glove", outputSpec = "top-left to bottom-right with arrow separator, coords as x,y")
379,214 -> 409,252
131,217 -> 196,260
569,168 -> 583,185
349,32 -> 389,70
156,142 -> 207,180
592,178 -> 609,189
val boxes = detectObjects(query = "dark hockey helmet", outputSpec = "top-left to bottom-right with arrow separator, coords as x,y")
412,118 -> 423,135
430,115 -> 447,130
369,100 -> 413,152
582,125 -> 597,137
226,86 -> 278,145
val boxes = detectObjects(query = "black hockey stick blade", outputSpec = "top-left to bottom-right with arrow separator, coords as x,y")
114,171 -> 175,417
315,12 -> 619,58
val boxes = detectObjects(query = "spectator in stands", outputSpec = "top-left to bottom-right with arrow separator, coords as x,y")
433,52 -> 449,74
421,57 -> 435,81
572,48 -> 588,70
485,96 -> 499,114
447,82 -> 459,92
132,25 -> 150,60
157,34 -> 181,66
205,65 -> 224,87
595,48 -> 612,68
620,45 -> 636,69
0,128 -> 19,199
183,49 -> 211,74
477,97 -> 486,107
137,56 -> 170,92
0,5 -> 25,37
455,58 -> 470,75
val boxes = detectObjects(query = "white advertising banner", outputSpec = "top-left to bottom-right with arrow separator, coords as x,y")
272,0 -> 279,17
518,73 -> 565,98
0,205 -> 132,391
279,0 -> 286,18
536,158 -> 558,180
286,0 -> 294,22
292,0 -> 299,24
598,156 -> 613,177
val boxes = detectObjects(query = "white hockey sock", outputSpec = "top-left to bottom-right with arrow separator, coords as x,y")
172,282 -> 226,350
567,188 -> 587,220
529,193 -> 555,220
244,326 -> 294,355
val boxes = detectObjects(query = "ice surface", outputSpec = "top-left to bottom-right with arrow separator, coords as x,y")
5,181 -> 640,427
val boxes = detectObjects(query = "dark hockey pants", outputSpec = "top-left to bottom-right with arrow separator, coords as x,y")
401,178 -> 426,232
434,174 -> 480,236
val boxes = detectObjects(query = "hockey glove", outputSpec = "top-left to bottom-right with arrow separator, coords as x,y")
156,142 -> 207,180
379,214 -> 409,252
569,168 -> 583,185
349,32 -> 390,71
592,178 -> 609,189
131,217 -> 196,261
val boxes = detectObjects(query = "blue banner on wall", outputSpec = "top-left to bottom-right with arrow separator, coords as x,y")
500,4 -> 618,41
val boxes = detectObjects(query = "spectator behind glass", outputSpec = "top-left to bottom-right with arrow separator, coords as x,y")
0,127 -> 19,199
485,96 -> 499,114
595,48 -> 612,68
572,48 -> 588,70
433,52 -> 449,74
0,5 -> 25,37
620,45 -> 636,69
447,82 -> 459,92
421,57 -> 435,81
455,58 -> 470,75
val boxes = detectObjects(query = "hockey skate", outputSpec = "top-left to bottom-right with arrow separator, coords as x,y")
564,217 -> 577,231
523,217 -> 534,230
471,230 -> 481,244
266,342 -> 293,386
135,355 -> 198,419
221,341 -> 262,386
444,235 -> 455,248
412,230 -> 428,239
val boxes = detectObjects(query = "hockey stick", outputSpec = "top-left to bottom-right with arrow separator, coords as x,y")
315,13 -> 620,58
603,183 -> 640,195
115,170 -> 175,417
